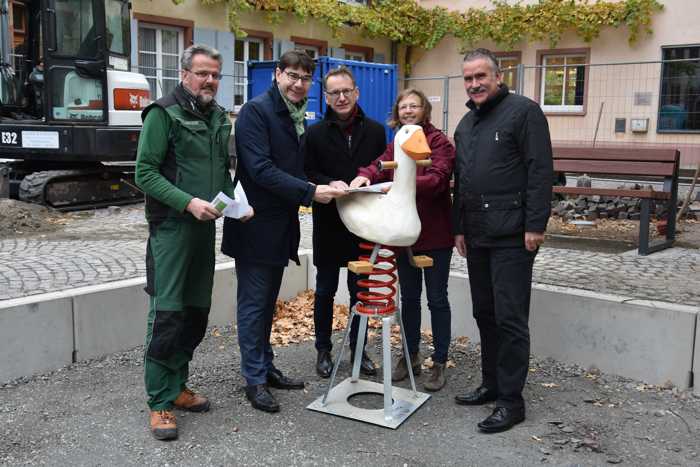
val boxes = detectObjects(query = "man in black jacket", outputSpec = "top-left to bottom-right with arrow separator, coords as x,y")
221,51 -> 344,413
452,48 -> 553,433
304,66 -> 387,378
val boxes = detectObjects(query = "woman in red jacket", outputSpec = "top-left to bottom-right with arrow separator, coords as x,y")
350,88 -> 455,391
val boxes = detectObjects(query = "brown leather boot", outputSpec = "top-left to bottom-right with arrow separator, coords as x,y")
149,410 -> 177,440
423,362 -> 446,392
174,388 -> 211,412
392,352 -> 421,381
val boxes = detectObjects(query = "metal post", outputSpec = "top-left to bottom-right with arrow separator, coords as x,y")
382,315 -> 394,421
351,314 -> 368,382
442,76 -> 450,135
397,306 -> 418,394
639,199 -> 651,256
516,64 -> 525,95
322,307 -> 356,406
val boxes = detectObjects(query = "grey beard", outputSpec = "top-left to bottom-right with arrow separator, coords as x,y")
196,94 -> 214,107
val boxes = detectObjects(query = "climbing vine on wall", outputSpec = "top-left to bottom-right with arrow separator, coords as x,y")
176,0 -> 664,51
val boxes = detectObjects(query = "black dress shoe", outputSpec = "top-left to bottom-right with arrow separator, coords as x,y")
266,367 -> 305,390
244,384 -> 280,413
351,351 -> 377,376
454,386 -> 498,406
316,351 -> 333,378
477,406 -> 525,433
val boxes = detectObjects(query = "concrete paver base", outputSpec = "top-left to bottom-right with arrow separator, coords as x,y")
1,240 -> 698,390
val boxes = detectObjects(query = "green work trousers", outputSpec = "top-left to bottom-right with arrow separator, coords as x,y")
143,218 -> 215,410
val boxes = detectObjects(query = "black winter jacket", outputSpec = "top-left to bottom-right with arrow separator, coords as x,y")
452,85 -> 553,247
221,84 -> 316,266
304,106 -> 387,267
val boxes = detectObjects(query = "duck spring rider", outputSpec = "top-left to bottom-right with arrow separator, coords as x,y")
307,124 -> 434,428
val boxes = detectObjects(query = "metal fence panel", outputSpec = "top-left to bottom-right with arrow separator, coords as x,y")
400,59 -> 700,168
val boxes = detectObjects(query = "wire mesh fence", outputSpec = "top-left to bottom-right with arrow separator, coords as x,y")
134,59 -> 700,168
401,58 -> 700,169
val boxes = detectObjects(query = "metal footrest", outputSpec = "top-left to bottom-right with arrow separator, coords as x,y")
307,378 -> 430,429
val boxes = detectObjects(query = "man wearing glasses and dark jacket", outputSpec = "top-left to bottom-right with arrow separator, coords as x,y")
221,51 -> 344,413
304,66 -> 387,379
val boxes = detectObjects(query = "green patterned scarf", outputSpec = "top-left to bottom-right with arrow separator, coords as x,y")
279,86 -> 308,136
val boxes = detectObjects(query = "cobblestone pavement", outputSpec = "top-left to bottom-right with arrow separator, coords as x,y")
1,203 -> 698,306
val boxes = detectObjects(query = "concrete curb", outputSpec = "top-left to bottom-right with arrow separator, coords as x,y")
0,257 -> 310,383
1,251 -> 697,389
416,272 -> 698,388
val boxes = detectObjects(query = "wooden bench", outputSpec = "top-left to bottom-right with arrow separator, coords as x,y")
553,146 -> 680,255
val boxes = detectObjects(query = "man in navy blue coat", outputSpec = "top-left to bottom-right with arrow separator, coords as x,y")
221,51 -> 344,413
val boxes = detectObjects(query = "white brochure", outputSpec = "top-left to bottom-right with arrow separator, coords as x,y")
211,183 -> 252,219
345,181 -> 393,194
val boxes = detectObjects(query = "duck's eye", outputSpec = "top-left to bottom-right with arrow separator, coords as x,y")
404,129 -> 409,134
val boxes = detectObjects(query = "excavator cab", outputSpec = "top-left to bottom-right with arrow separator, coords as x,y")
0,0 -> 150,209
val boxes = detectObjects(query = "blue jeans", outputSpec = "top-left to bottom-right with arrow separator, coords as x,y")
235,260 -> 284,386
314,265 -> 367,353
396,247 -> 452,363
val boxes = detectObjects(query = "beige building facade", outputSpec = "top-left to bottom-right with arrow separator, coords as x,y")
129,0 -> 392,113
411,0 -> 700,168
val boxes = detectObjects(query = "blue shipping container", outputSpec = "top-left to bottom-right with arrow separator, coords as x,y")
247,57 -> 397,142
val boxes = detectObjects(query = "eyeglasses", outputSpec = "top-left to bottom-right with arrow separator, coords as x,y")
284,70 -> 313,84
189,70 -> 222,80
325,88 -> 356,99
398,103 -> 423,111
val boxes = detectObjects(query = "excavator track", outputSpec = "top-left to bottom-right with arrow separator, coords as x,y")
19,168 -> 143,211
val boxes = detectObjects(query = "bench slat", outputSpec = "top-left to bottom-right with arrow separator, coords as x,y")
552,186 -> 671,200
553,147 -> 679,163
554,160 -> 676,177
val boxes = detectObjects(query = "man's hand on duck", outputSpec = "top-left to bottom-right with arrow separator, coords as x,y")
349,176 -> 370,189
329,180 -> 349,190
313,184 -> 346,204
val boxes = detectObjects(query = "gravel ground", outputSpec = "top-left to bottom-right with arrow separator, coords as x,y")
1,329 -> 699,466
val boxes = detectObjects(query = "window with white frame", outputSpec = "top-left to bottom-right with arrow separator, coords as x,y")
496,55 -> 520,91
540,54 -> 586,112
138,24 -> 184,100
234,38 -> 263,110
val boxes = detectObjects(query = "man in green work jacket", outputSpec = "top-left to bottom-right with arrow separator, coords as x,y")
135,44 -> 250,441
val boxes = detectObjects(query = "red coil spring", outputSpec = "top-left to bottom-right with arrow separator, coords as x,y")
355,242 -> 397,316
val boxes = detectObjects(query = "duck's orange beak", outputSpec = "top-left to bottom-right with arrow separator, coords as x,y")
401,128 -> 431,160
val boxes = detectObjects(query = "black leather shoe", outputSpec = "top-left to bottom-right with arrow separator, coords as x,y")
244,384 -> 280,413
266,367 -> 305,390
351,351 -> 377,376
454,386 -> 498,406
316,351 -> 333,378
477,406 -> 525,433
